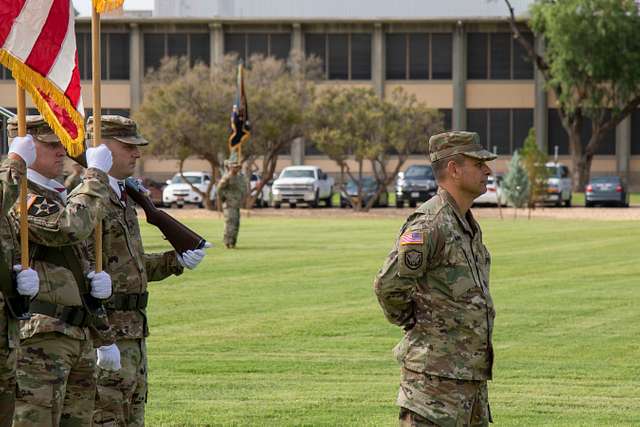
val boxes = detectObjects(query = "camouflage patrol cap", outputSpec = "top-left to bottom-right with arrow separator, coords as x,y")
428,131 -> 497,162
7,115 -> 60,143
224,151 -> 241,167
87,115 -> 148,146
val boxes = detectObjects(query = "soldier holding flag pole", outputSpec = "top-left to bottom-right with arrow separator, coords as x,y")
1,1 -> 118,425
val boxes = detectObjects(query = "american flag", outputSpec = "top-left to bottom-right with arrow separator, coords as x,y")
400,231 -> 423,246
0,0 -> 86,156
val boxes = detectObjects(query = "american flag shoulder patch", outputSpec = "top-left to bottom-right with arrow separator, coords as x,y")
400,231 -> 424,246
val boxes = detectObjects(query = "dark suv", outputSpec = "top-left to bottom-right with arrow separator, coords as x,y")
395,165 -> 437,208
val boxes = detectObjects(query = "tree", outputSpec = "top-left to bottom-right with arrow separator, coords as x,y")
240,52 -> 321,208
520,128 -> 549,211
135,56 -> 236,209
306,86 -> 441,211
504,0 -> 640,190
502,151 -> 530,216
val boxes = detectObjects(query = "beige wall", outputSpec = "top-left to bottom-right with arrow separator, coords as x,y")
466,82 -> 535,108
0,81 -> 130,110
384,82 -> 453,108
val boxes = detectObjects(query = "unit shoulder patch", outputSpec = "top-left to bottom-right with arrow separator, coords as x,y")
27,195 -> 60,217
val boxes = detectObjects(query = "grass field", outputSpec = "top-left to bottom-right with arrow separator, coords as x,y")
141,215 -> 640,426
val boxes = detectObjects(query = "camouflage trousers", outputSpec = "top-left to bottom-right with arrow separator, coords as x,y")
397,368 -> 491,427
13,332 -> 96,427
0,332 -> 16,427
93,339 -> 147,427
223,207 -> 240,247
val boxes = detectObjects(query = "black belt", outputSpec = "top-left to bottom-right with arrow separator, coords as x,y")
107,292 -> 148,311
29,300 -> 89,327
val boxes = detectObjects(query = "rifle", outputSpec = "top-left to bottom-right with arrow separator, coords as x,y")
71,155 -> 206,254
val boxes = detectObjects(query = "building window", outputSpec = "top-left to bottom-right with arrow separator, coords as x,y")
467,108 -> 534,155
77,32 -> 130,80
547,109 -> 616,156
385,33 -> 452,80
144,33 -> 211,74
305,33 -> 372,80
84,108 -> 130,121
632,110 -> 640,155
467,32 -> 534,80
0,64 -> 13,80
224,33 -> 291,63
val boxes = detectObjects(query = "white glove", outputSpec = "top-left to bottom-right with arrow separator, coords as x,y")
86,145 -> 113,173
97,344 -> 121,371
12,265 -> 39,297
9,135 -> 36,167
87,271 -> 112,299
176,243 -> 210,270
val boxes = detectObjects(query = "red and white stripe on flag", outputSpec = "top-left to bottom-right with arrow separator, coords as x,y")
0,0 -> 85,156
94,0 -> 125,13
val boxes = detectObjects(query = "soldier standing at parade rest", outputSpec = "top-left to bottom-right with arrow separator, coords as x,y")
0,136 -> 40,427
89,116 -> 209,427
374,131 -> 497,427
64,162 -> 84,192
217,152 -> 247,249
8,116 -> 117,427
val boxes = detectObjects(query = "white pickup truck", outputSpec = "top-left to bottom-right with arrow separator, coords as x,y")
271,166 -> 334,208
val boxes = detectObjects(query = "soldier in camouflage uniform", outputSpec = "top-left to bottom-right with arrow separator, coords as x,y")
8,116 -> 117,427
217,152 -> 247,248
64,163 -> 84,192
374,131 -> 497,427
0,136 -> 40,427
89,116 -> 208,427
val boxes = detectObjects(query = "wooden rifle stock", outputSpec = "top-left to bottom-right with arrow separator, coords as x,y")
71,154 -> 206,254
123,179 -> 206,254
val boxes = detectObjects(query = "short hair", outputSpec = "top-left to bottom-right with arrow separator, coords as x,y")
432,154 -> 466,183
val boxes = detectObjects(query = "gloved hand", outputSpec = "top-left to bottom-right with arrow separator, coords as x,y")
9,135 -> 37,167
176,242 -> 211,270
97,344 -> 121,371
12,265 -> 39,297
86,145 -> 113,173
87,271 -> 112,299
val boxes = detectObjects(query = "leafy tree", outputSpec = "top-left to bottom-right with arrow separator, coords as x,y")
135,56 -> 236,209
240,52 -> 321,208
502,151 -> 530,215
504,0 -> 640,190
520,128 -> 549,210
306,87 -> 441,211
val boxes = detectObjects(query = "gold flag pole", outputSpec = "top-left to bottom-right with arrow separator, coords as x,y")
16,85 -> 29,268
91,6 -> 103,272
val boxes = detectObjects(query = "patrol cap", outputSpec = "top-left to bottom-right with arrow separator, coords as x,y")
428,131 -> 497,163
7,115 -> 60,143
87,115 -> 148,146
224,151 -> 241,167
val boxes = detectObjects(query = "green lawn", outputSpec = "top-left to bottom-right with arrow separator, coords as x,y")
141,215 -> 640,426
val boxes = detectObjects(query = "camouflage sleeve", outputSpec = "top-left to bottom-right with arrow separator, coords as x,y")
23,168 -> 109,246
373,218 -> 442,329
144,250 -> 184,282
0,157 -> 25,215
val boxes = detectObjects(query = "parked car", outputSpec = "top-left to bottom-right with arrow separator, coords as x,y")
585,176 -> 629,207
271,166 -> 334,208
340,176 -> 389,208
473,175 -> 505,206
395,165 -> 437,208
542,162 -> 572,207
162,172 -> 215,208
249,173 -> 272,208
134,177 -> 167,207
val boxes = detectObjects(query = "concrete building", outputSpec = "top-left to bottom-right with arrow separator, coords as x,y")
1,0 -> 639,187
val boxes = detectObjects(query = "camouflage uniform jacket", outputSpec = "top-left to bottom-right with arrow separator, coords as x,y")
91,183 -> 183,345
374,187 -> 495,381
218,173 -> 247,209
12,168 -> 111,342
0,158 -> 25,349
